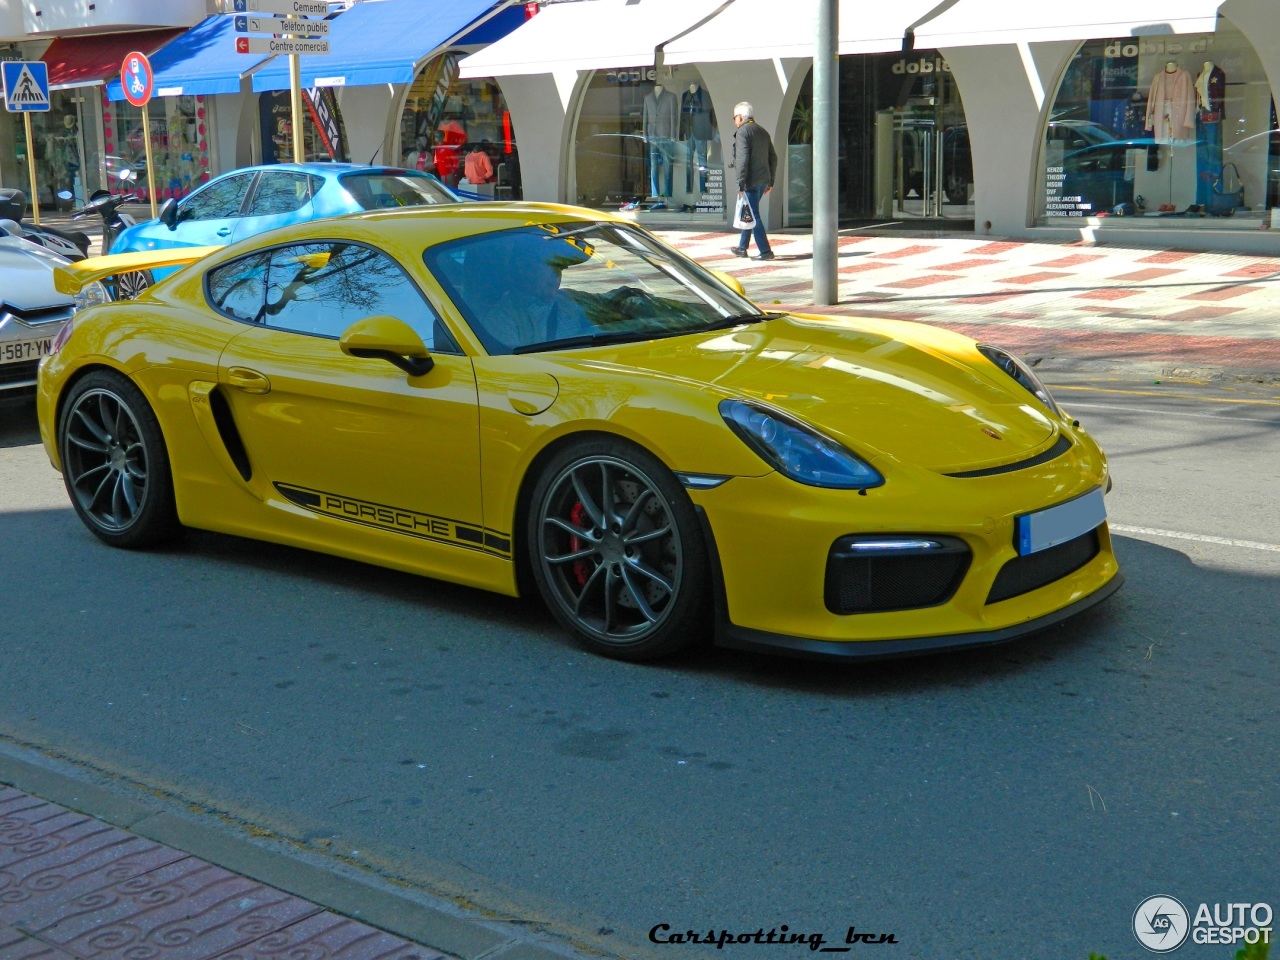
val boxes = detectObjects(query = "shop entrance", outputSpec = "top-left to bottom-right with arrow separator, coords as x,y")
786,51 -> 973,225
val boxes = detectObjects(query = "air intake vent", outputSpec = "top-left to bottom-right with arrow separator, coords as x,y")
987,529 -> 1100,604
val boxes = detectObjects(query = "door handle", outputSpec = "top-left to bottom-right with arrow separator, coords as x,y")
217,227 -> 232,236
226,366 -> 271,394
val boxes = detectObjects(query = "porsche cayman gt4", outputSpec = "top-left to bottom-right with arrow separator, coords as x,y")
38,203 -> 1121,661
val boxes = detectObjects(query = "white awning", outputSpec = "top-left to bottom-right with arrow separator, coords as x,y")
459,0 -> 730,79
665,0 -> 944,64
910,0 -> 1224,49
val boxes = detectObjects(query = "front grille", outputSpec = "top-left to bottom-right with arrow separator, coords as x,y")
1,304 -> 75,327
986,529 -> 1101,604
825,536 -> 971,614
0,359 -> 39,387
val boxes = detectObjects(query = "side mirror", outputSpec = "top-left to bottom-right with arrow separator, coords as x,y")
118,168 -> 137,182
339,315 -> 434,377
710,269 -> 748,298
158,198 -> 178,229
56,189 -> 74,201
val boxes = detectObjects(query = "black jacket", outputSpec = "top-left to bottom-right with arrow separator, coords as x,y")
732,120 -> 777,191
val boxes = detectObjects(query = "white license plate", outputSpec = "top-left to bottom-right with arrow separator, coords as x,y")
1016,487 -> 1106,555
1,336 -> 53,364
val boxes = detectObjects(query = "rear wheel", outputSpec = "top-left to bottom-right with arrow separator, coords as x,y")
111,269 -> 153,300
527,438 -> 710,661
58,370 -> 180,548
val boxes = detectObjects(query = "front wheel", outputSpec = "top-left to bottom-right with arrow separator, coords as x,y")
57,370 -> 180,548
111,268 -> 153,300
527,438 -> 711,661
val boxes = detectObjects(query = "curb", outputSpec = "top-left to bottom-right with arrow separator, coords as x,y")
0,740 -> 615,960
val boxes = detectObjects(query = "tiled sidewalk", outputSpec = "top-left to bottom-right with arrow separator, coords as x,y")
0,786 -> 447,960
655,228 -> 1280,372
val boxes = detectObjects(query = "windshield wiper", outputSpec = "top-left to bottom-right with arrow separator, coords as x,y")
511,330 -> 647,354
699,311 -> 774,330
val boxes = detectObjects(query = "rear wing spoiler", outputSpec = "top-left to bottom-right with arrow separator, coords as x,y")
53,246 -> 223,295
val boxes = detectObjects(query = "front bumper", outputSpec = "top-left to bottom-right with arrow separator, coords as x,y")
689,438 -> 1121,655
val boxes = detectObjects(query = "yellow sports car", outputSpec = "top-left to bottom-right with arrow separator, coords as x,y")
38,204 -> 1121,661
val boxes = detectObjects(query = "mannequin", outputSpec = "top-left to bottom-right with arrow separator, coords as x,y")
406,134 -> 433,174
643,82 -> 679,206
681,82 -> 713,195
1194,60 -> 1227,208
1145,60 -> 1195,143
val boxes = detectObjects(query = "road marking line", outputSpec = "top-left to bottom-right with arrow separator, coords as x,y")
1111,524 -> 1280,553
1051,384 -> 1280,406
1062,400 -> 1280,423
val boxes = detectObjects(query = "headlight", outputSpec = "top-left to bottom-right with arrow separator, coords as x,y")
719,399 -> 883,489
72,280 -> 110,310
977,344 -> 1062,417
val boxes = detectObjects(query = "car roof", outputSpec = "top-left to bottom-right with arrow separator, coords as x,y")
211,162 -> 428,179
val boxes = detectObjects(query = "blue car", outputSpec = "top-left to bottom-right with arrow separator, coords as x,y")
110,163 -> 463,292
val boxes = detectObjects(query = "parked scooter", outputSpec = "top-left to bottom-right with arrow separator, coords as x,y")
0,187 -> 92,261
72,188 -> 149,298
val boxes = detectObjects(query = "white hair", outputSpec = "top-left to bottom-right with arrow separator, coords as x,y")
733,101 -> 754,119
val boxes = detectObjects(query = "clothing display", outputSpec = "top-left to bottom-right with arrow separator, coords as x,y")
464,147 -> 493,184
1194,62 -> 1227,207
680,84 -> 713,194
643,85 -> 679,198
1144,64 -> 1196,143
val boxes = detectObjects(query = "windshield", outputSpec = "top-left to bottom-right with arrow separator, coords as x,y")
340,171 -> 456,210
424,222 -> 764,355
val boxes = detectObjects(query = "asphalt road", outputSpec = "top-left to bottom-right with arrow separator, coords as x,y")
2,375 -> 1278,960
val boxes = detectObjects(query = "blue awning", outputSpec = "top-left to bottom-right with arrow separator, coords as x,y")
105,15 -> 272,100
251,0 -> 504,93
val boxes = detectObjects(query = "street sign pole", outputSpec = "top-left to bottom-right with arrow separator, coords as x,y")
289,14 -> 304,163
141,102 -> 158,218
23,112 -> 39,225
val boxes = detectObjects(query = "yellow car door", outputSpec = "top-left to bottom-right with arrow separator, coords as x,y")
206,239 -> 495,586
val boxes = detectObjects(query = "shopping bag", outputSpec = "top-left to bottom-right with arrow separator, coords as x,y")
732,194 -> 755,230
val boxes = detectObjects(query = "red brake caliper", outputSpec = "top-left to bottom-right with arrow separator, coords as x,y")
569,502 -> 590,586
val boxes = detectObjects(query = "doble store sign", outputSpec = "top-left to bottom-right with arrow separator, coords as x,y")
892,56 -> 951,75
1104,37 -> 1214,58
604,68 -> 659,84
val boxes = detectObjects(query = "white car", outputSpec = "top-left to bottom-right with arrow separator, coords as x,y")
0,232 -> 109,397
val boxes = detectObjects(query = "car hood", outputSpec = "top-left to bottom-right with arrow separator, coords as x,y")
0,238 -> 73,311
574,313 -> 1059,473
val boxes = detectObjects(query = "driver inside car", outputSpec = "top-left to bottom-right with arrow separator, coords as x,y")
465,240 -> 592,352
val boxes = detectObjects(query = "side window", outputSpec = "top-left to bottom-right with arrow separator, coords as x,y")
258,241 -> 457,351
206,250 -> 271,322
246,173 -> 317,217
180,174 -> 253,221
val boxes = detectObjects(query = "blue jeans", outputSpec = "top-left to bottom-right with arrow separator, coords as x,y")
685,138 -> 707,193
1196,114 -> 1222,208
738,187 -> 771,255
648,138 -> 674,198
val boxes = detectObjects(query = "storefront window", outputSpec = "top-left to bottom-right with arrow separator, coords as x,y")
258,89 -> 347,166
1038,20 -> 1279,224
107,92 -> 213,202
2,87 -> 102,210
399,52 -> 521,199
573,66 -> 723,215
787,51 -> 972,225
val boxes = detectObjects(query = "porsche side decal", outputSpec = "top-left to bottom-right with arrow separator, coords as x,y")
274,483 -> 512,558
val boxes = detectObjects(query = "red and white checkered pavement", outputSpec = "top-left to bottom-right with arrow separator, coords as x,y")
654,229 -> 1280,372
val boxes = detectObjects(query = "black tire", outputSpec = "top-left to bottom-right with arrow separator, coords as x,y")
57,370 -> 181,548
112,269 -> 153,300
527,437 -> 710,661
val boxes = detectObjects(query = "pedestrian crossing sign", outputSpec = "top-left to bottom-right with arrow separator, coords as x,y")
2,61 -> 51,112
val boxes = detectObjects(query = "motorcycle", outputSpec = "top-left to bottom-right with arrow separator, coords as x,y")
72,188 -> 150,299
0,187 -> 92,261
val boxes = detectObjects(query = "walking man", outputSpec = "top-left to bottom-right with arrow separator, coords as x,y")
730,101 -> 777,260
